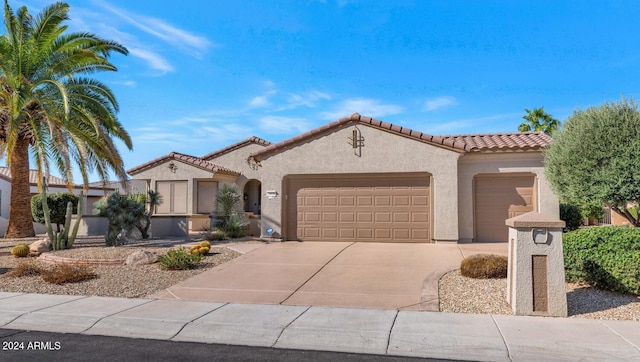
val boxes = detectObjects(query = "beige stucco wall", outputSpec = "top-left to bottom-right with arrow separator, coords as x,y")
257,124 -> 463,242
206,143 -> 266,190
457,152 -> 559,243
130,159 -> 237,218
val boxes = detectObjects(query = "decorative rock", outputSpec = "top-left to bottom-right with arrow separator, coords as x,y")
29,238 -> 52,255
125,250 -> 159,266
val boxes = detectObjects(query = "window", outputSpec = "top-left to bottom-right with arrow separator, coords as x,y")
197,181 -> 217,214
155,181 -> 188,214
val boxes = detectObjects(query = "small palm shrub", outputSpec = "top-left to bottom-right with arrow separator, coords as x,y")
41,264 -> 97,285
214,184 -> 248,238
11,244 -> 30,258
564,226 -> 640,295
93,191 -> 147,246
460,254 -> 508,279
158,248 -> 203,270
560,203 -> 583,231
226,213 -> 248,238
201,228 -> 227,241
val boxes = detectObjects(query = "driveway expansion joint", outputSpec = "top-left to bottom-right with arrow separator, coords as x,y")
271,305 -> 311,348
385,310 -> 399,354
490,314 -> 514,362
279,242 -> 356,305
599,320 -> 640,353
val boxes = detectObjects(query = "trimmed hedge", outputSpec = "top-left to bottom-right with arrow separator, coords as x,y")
560,203 -> 582,231
564,226 -> 640,295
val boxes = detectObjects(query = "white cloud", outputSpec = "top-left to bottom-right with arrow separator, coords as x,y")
133,131 -> 186,147
128,48 -> 174,73
423,96 -> 457,111
249,96 -> 270,107
421,120 -> 470,134
320,98 -> 403,120
93,0 -> 212,58
284,90 -> 332,109
110,80 -> 136,87
258,116 -> 312,134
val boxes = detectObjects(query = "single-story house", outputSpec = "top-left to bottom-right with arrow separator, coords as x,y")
127,113 -> 559,243
0,167 -> 118,236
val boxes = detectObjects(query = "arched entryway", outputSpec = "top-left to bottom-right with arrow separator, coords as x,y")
243,179 -> 261,215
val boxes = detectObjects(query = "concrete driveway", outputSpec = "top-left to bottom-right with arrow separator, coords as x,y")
151,241 -> 507,311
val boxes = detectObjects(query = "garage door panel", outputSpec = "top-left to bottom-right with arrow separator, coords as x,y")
340,196 -> 355,206
475,175 -> 535,242
322,212 -> 337,222
288,175 -> 430,242
322,229 -> 338,238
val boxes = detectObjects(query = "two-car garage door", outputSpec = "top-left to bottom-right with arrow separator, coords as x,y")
286,174 -> 430,242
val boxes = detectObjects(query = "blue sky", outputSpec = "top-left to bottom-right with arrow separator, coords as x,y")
9,0 -> 640,181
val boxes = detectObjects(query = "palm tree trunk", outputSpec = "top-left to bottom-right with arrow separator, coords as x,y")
5,138 -> 36,238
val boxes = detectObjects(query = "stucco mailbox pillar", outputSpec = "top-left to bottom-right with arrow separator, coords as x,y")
505,212 -> 567,317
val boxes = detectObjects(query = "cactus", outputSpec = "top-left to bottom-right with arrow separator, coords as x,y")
11,244 -> 30,258
41,178 -> 55,246
199,241 -> 211,248
42,177 -> 84,250
67,192 -> 83,248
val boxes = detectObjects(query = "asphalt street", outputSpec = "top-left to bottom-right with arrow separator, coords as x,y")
0,329 -> 447,362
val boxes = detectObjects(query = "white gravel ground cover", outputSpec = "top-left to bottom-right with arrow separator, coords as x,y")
439,270 -> 640,321
0,236 -> 243,298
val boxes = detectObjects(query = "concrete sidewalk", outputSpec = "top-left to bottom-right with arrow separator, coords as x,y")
1,292 -> 638,361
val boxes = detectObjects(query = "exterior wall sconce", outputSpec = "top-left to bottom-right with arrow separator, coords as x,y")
168,161 -> 178,173
347,127 -> 365,157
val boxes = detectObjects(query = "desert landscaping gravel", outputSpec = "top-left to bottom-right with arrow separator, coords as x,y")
0,237 -> 243,298
2,237 -> 639,321
439,270 -> 640,321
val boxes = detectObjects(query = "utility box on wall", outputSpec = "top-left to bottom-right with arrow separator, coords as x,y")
505,212 -> 567,317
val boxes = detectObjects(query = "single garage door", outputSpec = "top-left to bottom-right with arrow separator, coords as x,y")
286,174 -> 430,242
474,174 -> 536,242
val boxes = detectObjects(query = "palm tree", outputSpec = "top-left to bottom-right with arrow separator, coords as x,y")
519,107 -> 560,136
0,1 -> 131,238
136,189 -> 163,239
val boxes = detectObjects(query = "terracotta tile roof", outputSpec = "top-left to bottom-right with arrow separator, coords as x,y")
127,151 -> 241,176
249,113 -> 553,161
202,136 -> 271,161
0,167 -> 67,186
441,132 -> 552,151
250,113 -> 471,161
0,167 -> 114,190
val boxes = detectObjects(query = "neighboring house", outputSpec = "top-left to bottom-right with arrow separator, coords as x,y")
127,113 -> 559,242
0,167 -> 117,237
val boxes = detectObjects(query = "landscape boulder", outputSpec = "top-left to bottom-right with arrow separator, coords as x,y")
29,238 -> 52,255
126,250 -> 159,266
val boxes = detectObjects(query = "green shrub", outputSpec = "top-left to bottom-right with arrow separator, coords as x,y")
214,184 -> 247,238
31,192 -> 79,230
158,248 -> 203,270
564,226 -> 640,295
560,203 -> 583,231
460,254 -> 508,279
581,202 -> 605,221
93,191 -> 146,246
226,213 -> 248,238
201,228 -> 227,241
